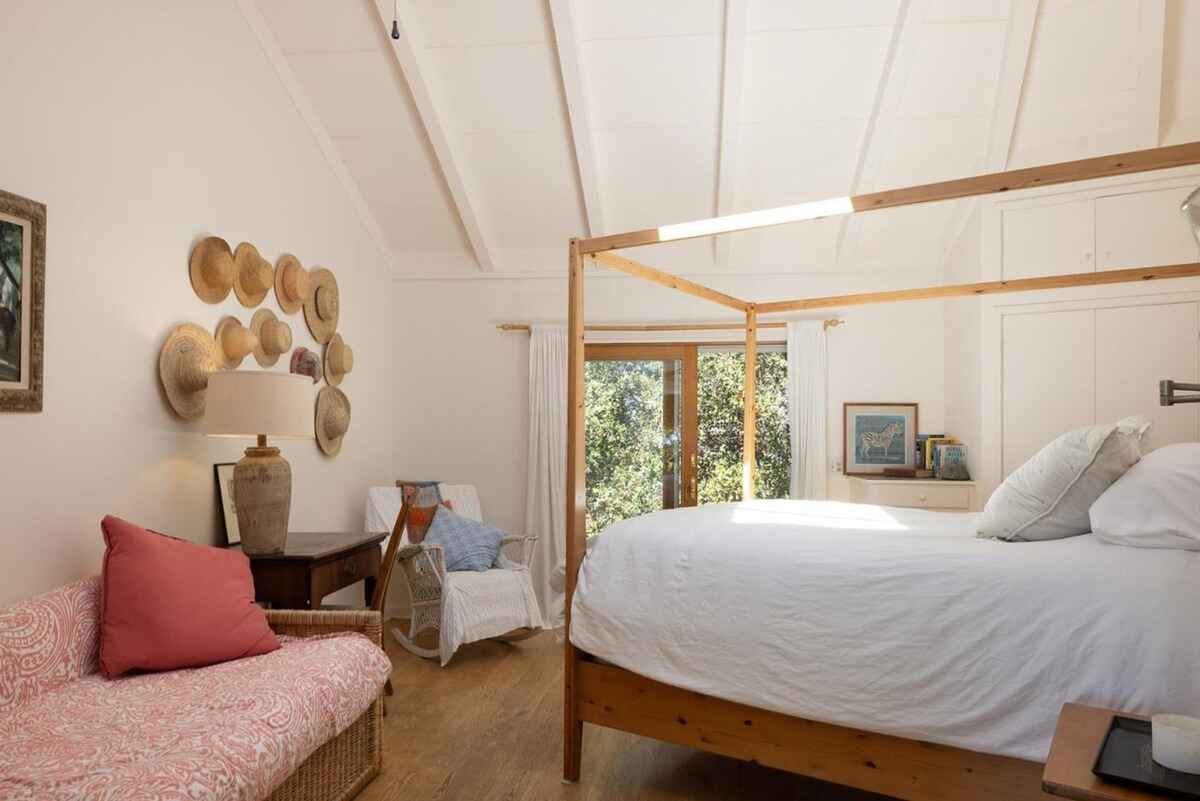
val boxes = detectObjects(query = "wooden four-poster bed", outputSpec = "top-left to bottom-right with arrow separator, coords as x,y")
560,141 -> 1200,801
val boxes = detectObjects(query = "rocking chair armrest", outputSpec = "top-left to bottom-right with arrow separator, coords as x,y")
499,535 -> 538,568
396,542 -> 447,584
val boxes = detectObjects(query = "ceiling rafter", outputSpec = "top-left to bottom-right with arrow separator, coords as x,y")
833,0 -> 914,269
1136,0 -> 1167,150
938,0 -> 1040,274
713,0 -> 749,270
374,0 -> 496,272
236,0 -> 393,271
548,0 -> 604,238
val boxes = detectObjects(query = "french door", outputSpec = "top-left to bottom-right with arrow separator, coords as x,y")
584,342 -> 790,535
584,344 -> 698,535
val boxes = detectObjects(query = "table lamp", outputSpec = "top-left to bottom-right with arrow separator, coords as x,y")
205,371 -> 313,554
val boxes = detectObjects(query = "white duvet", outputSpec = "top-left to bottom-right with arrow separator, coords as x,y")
570,500 -> 1200,762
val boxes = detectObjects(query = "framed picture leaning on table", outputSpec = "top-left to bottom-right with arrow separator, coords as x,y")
843,402 -> 918,476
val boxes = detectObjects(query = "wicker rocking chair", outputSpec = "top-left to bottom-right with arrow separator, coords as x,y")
368,484 -> 542,664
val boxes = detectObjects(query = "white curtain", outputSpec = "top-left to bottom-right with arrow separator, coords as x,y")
787,320 -> 828,500
524,325 -> 568,628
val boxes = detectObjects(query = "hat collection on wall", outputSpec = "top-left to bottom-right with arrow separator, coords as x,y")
158,235 -> 351,456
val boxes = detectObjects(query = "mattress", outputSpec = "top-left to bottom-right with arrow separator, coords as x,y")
569,500 -> 1200,762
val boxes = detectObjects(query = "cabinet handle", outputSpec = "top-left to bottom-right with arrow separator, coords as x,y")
918,494 -> 928,502
344,561 -> 359,578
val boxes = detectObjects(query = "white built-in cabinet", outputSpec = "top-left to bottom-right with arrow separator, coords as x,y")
999,302 -> 1199,475
997,181 -> 1197,281
974,168 -> 1200,504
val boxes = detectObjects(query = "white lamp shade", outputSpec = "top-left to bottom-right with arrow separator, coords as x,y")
204,371 -> 313,439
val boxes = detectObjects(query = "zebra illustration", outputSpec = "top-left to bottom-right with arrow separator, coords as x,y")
859,422 -> 903,461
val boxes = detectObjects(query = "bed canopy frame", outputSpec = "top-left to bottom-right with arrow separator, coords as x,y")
562,141 -> 1200,800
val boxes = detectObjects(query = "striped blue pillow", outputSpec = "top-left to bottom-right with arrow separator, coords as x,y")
425,506 -> 506,572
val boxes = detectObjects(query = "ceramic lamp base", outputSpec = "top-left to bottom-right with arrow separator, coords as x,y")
234,444 -> 291,555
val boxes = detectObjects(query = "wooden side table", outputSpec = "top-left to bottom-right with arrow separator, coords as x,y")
237,531 -> 387,610
1044,703 -> 1166,801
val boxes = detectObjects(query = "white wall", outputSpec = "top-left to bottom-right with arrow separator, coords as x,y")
0,1 -> 394,606
392,272 -> 945,537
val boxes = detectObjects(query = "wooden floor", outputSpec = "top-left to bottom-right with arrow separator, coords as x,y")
360,627 -> 892,801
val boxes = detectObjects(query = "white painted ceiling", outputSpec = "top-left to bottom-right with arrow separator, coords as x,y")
253,0 -> 1200,277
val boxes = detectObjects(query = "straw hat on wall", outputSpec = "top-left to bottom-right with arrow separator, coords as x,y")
158,323 -> 217,420
315,386 -> 351,456
275,254 -> 311,314
214,316 -> 258,369
233,242 -> 274,308
324,334 -> 353,386
303,268 -> 339,344
251,308 -> 293,367
189,237 -> 235,304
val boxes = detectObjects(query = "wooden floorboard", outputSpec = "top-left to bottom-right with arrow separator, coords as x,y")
359,625 -> 894,801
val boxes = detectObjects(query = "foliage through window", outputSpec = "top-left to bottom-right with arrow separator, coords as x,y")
584,346 -> 789,536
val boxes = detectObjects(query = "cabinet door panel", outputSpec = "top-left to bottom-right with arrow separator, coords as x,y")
1096,303 -> 1199,449
1002,310 -> 1094,476
1096,187 -> 1200,271
1002,199 -> 1094,280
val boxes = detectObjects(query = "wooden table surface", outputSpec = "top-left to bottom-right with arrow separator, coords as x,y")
1043,703 -> 1166,801
234,531 -> 387,560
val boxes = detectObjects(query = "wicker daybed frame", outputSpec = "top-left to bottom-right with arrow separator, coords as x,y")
264,609 -> 384,801
562,141 -> 1200,801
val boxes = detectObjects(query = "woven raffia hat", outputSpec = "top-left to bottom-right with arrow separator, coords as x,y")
189,237 -> 235,304
315,386 -> 351,456
233,242 -> 274,308
275,254 -> 311,314
159,323 -> 217,420
303,268 -> 339,344
214,316 -> 258,369
251,308 -> 293,367
324,334 -> 354,386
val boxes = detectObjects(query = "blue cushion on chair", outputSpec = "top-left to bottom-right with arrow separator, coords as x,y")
424,506 -> 506,572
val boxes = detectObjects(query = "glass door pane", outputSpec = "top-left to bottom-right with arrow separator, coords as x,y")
584,346 -> 692,535
696,346 -> 790,503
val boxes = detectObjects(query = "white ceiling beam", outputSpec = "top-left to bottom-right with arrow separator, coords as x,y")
548,0 -> 604,239
374,1 -> 496,272
713,0 -> 749,270
834,0 -> 913,269
1135,0 -> 1167,150
236,0 -> 393,271
938,0 -> 1040,274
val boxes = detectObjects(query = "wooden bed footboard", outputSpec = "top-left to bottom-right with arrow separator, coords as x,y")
566,653 -> 1055,801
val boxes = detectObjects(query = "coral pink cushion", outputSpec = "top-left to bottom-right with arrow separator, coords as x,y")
99,515 -> 278,678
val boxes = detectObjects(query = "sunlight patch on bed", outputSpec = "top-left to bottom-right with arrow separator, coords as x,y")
729,501 -> 909,531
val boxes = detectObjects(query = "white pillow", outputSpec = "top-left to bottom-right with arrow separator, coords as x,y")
977,416 -> 1150,542
1090,442 -> 1200,550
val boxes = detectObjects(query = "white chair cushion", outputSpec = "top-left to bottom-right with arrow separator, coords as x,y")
1090,442 -> 1200,550
977,416 -> 1150,542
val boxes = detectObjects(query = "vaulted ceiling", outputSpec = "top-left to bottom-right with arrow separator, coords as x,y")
250,0 -> 1200,278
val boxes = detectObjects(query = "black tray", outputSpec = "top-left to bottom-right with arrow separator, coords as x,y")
1093,716 -> 1200,799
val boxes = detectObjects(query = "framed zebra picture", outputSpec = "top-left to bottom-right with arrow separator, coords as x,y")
843,402 -> 918,476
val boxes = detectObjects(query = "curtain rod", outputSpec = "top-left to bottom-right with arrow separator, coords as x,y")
496,319 -> 843,333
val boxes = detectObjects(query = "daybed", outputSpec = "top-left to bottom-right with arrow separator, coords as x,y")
0,576 -> 391,801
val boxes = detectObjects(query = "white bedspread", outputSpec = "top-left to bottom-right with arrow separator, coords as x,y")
570,500 -> 1200,762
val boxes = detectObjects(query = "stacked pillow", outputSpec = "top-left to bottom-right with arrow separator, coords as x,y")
977,416 -> 1149,542
1089,442 -> 1200,550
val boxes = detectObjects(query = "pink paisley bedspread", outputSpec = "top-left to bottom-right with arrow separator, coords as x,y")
0,577 -> 392,801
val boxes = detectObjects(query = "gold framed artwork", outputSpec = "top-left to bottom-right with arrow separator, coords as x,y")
0,189 -> 45,412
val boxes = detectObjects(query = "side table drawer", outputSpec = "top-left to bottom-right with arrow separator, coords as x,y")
311,547 -> 380,604
850,479 -> 973,511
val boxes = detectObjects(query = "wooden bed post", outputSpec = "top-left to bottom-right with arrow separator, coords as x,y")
741,305 -> 757,501
563,238 -> 587,782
